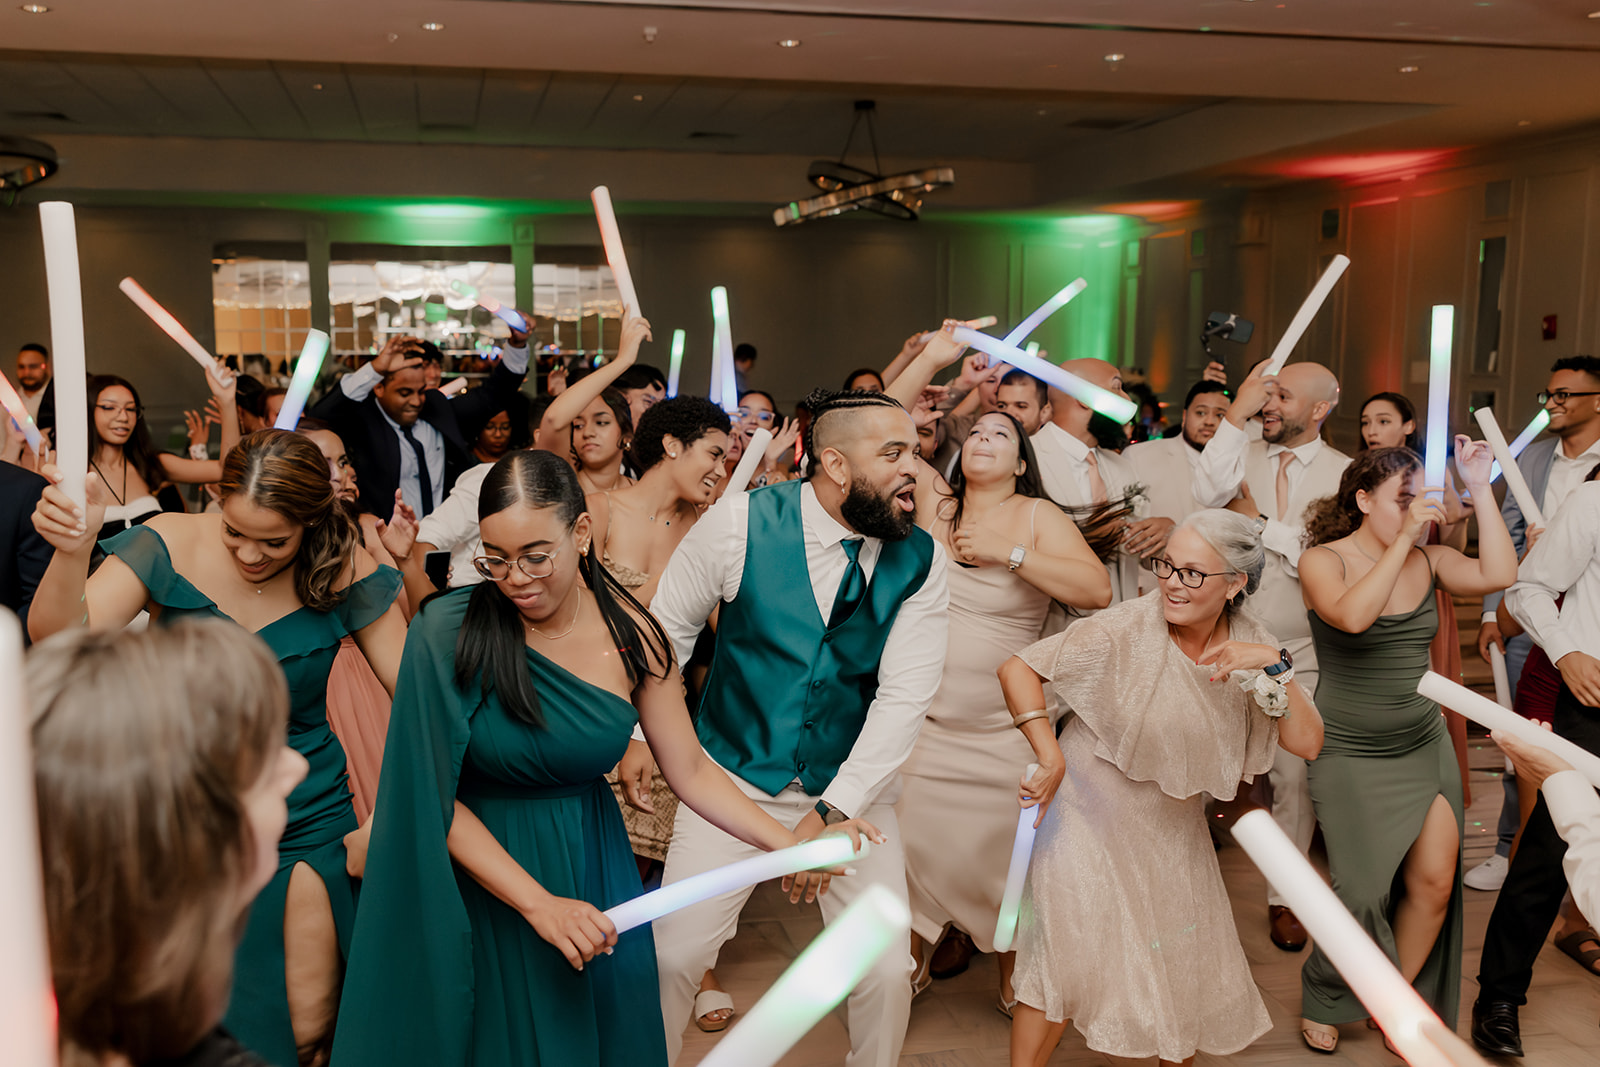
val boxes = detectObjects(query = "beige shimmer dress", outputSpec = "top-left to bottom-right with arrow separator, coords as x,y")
1011,591 -> 1281,1062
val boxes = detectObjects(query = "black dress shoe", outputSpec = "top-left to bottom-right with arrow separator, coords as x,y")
1471,998 -> 1523,1058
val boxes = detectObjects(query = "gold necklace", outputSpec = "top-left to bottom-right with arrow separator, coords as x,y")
525,594 -> 582,640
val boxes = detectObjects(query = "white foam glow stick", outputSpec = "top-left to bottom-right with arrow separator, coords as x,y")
1419,671 -> 1600,788
118,277 -> 226,384
698,884 -> 910,1067
951,327 -> 1139,424
1233,811 -> 1486,1067
273,329 -> 331,430
725,428 -> 773,495
666,329 -> 685,398
1024,342 -> 1040,359
1424,305 -> 1455,489
604,835 -> 868,934
591,186 -> 641,319
1003,279 -> 1088,347
40,202 -> 88,508
711,286 -> 738,412
1490,410 -> 1549,482
0,374 -> 44,453
1262,254 -> 1350,376
1489,645 -> 1512,709
1473,408 -> 1545,527
438,377 -> 468,397
992,762 -> 1039,953
0,612 -> 56,1067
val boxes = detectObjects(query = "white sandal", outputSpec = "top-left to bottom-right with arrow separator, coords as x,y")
694,989 -> 736,1033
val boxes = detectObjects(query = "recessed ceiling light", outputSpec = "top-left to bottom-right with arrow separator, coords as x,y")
1398,65 -> 1420,73
20,3 -> 50,11
420,21 -> 445,31
777,38 -> 802,48
1104,53 -> 1126,62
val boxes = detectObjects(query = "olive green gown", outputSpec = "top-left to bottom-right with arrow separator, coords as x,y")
102,524 -> 400,1066
332,587 -> 667,1067
1301,584 -> 1465,1027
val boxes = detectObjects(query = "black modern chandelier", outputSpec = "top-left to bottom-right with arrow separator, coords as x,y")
0,136 -> 58,205
772,100 -> 954,227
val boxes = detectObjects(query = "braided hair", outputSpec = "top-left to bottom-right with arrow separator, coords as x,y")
798,387 -> 906,478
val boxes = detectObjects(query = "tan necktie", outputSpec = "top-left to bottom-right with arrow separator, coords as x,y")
1275,450 -> 1295,521
1085,450 -> 1108,506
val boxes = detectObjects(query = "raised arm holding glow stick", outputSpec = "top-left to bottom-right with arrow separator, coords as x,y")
1423,305 -> 1456,489
118,277 -> 228,384
40,202 -> 88,508
273,329 -> 332,430
1419,671 -> 1600,788
950,326 -> 1138,424
1473,407 -> 1546,527
591,186 -> 641,319
723,427 -> 773,495
666,329 -> 685,398
0,374 -> 44,454
992,762 -> 1039,953
1262,254 -> 1350,376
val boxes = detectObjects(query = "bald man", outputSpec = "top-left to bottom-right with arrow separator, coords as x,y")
1193,358 -> 1350,951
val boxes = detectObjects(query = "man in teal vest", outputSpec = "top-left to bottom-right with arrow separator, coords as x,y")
650,389 -> 950,1066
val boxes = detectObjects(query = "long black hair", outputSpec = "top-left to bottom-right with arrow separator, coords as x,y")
1359,391 -> 1419,451
88,375 -> 166,490
940,410 -> 1049,532
452,450 -> 669,727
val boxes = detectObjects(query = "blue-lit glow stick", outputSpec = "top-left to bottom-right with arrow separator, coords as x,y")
0,374 -> 44,453
992,762 -> 1040,953
1423,305 -> 1454,490
697,884 -> 910,1067
604,835 -> 868,934
1490,410 -> 1549,482
1263,254 -> 1350,376
450,279 -> 526,331
666,329 -> 685,398
1002,279 -> 1087,347
711,286 -> 738,412
274,329 -> 331,430
950,327 -> 1139,424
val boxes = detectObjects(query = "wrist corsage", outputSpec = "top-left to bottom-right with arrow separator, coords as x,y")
1239,667 -> 1293,717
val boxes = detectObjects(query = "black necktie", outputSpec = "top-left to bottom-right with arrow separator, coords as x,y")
401,423 -> 435,517
827,539 -> 865,629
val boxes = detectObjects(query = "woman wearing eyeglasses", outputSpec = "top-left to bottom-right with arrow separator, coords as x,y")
336,448 -> 878,1067
1294,443 -> 1515,1053
997,510 -> 1324,1067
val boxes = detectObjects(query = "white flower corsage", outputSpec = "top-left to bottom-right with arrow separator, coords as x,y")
1237,669 -> 1291,718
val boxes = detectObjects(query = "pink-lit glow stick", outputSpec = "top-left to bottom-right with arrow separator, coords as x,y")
118,277 -> 226,384
0,612 -> 57,1067
725,428 -> 773,495
591,186 -> 642,319
40,202 -> 88,508
0,374 -> 44,453
1263,255 -> 1350,376
452,280 -> 527,332
992,762 -> 1040,953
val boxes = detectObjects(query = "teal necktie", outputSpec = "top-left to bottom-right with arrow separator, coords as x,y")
827,539 -> 866,629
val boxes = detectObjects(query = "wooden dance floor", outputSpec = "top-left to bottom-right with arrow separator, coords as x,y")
679,609 -> 1600,1065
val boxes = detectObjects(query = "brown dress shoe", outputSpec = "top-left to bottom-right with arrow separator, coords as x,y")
1269,905 -> 1308,951
930,928 -> 977,978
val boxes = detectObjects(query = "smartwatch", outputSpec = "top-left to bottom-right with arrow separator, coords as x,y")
1008,545 -> 1027,572
814,800 -> 849,826
1263,647 -> 1293,677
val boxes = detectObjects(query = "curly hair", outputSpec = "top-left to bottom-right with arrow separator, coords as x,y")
630,396 -> 731,472
1302,446 -> 1421,548
219,429 -> 361,612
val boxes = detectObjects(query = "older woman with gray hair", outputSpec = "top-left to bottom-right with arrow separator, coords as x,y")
997,509 -> 1324,1067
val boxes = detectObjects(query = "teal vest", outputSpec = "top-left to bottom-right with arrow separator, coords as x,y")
696,480 -> 936,797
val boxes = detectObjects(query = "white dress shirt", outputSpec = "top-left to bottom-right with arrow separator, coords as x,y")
1545,769 -> 1600,923
1192,419 -> 1325,570
1505,480 -> 1600,667
1033,421 -> 1101,504
415,461 -> 490,587
651,481 -> 950,816
1543,436 -> 1600,519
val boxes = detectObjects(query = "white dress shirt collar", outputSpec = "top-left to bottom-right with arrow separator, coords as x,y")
800,480 -> 866,551
1265,435 -> 1325,467
1040,420 -> 1094,462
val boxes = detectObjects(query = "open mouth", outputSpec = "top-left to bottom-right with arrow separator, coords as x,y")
894,483 -> 916,512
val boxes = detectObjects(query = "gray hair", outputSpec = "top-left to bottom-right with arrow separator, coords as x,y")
1177,509 -> 1265,602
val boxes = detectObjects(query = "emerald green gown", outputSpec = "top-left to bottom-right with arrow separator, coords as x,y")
1301,583 -> 1465,1027
333,587 -> 667,1067
101,524 -> 401,1067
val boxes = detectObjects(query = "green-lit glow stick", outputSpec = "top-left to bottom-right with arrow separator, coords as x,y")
710,287 -> 737,412
1003,279 -> 1087,347
667,329 -> 685,397
1024,342 -> 1040,359
992,762 -> 1040,953
951,327 -> 1138,424
697,884 -> 910,1067
274,330 -> 331,430
1423,305 -> 1454,489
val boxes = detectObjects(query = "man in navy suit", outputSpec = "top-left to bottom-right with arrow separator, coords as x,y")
310,333 -> 529,518
0,461 -> 51,641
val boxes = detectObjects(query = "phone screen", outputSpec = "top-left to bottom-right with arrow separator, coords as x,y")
424,550 -> 452,589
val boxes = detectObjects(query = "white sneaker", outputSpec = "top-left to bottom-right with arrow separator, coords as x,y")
1465,854 -> 1510,891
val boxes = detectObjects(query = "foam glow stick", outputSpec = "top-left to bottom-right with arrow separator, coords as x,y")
711,286 -> 738,412
992,762 -> 1040,953
438,377 -> 468,397
725,427 -> 773,495
40,202 -> 88,508
1489,645 -> 1512,709
1025,342 -> 1041,359
1473,408 -> 1545,527
666,329 -> 685,398
272,330 -> 330,430
604,835 -> 869,934
1423,305 -> 1455,489
697,884 -> 910,1067
1262,254 -> 1350,376
451,279 -> 527,332
951,327 -> 1139,424
920,315 -> 999,343
1003,279 -> 1088,347
1420,671 -> 1600,788
0,612 -> 57,1067
118,277 -> 226,384
1490,410 -> 1549,482
0,374 -> 44,453
591,186 -> 641,319
1233,811 -> 1485,1067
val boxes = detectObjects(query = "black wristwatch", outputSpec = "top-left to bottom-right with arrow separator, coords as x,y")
1263,647 -> 1293,677
814,800 -> 849,826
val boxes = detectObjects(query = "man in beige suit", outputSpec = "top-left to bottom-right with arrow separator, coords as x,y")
1125,380 -> 1231,525
1192,359 -> 1349,952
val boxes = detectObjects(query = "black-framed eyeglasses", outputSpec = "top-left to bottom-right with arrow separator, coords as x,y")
1538,390 -> 1600,407
1150,557 -> 1234,589
473,543 -> 565,581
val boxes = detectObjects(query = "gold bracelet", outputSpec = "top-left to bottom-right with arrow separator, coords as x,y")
1011,708 -> 1049,729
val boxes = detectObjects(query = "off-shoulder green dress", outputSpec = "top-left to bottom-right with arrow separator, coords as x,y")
332,586 -> 667,1067
101,524 -> 401,1067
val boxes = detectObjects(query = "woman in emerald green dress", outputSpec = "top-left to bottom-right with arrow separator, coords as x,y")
1295,442 -> 1517,1053
28,429 -> 408,1067
335,449 -> 878,1067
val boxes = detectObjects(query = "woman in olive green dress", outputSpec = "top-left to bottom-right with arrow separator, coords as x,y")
1296,442 -> 1516,1052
